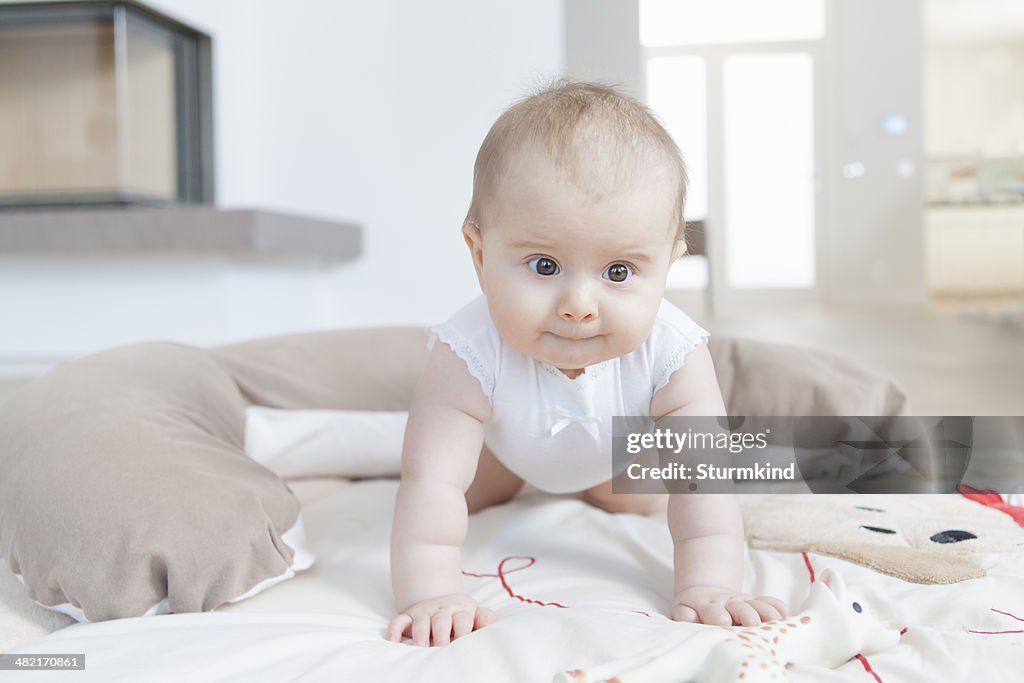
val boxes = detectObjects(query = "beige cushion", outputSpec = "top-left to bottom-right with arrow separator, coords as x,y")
707,336 -> 911,416
0,327 -> 908,622
0,342 -> 299,622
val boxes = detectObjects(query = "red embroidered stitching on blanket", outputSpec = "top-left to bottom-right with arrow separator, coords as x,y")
967,607 -> 1024,635
463,556 -> 569,608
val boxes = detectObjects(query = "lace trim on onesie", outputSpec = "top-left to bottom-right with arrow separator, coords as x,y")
426,297 -> 497,403
651,302 -> 712,396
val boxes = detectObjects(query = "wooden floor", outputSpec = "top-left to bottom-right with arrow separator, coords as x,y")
0,378 -> 28,410
1,300 -> 1020,416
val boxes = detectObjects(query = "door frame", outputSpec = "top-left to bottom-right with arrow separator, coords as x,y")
642,32 -> 830,314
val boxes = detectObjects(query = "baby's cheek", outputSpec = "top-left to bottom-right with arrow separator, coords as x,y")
495,288 -> 542,325
490,295 -> 545,348
607,296 -> 659,342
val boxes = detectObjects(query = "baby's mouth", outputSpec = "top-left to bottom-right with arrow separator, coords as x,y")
549,330 -> 599,342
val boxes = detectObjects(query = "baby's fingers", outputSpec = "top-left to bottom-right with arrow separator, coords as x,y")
474,606 -> 496,630
411,614 -> 433,647
431,612 -> 454,646
747,598 -> 785,623
697,604 -> 732,627
756,596 -> 790,619
725,600 -> 762,627
672,604 -> 700,622
452,610 -> 475,640
387,614 -> 412,642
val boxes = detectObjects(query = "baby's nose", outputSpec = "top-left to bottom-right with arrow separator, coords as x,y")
561,309 -> 595,322
558,284 -> 598,322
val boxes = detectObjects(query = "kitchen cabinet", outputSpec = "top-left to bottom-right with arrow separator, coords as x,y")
926,205 -> 1024,294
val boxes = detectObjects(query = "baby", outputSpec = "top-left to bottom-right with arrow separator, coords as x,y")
387,81 -> 788,647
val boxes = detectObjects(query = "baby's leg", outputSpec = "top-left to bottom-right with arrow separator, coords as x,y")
582,479 -> 668,517
464,444 -> 524,514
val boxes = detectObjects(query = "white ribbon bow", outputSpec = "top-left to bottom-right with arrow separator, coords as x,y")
549,407 -> 603,441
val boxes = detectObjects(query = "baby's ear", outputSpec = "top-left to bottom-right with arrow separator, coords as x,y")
463,221 -> 486,290
671,239 -> 687,260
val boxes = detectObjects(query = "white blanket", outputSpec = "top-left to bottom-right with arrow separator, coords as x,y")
4,479 -> 1024,682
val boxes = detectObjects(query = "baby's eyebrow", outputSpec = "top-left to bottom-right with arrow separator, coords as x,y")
508,240 -> 657,263
616,250 -> 655,263
507,239 -> 552,250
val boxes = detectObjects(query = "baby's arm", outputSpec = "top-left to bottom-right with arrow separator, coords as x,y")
650,342 -> 788,627
388,342 -> 492,646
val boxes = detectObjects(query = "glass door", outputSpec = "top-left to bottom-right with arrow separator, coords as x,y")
641,0 -> 826,312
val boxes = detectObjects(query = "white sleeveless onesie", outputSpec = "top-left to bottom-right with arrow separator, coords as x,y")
428,296 -> 710,494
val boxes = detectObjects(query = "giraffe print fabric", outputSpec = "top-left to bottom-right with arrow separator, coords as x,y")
553,569 -> 901,683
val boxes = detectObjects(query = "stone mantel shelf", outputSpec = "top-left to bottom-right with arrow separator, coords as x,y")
0,206 -> 362,262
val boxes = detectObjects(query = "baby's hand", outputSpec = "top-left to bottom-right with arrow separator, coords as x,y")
387,593 -> 495,646
672,586 -> 788,627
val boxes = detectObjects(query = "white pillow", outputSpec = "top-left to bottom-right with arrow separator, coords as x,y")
244,407 -> 406,479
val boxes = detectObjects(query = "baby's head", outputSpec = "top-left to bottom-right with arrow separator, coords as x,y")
463,80 -> 689,373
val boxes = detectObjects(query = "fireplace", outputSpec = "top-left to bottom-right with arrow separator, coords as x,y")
0,1 -> 213,207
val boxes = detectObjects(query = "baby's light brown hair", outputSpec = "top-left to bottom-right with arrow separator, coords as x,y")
466,80 -> 689,241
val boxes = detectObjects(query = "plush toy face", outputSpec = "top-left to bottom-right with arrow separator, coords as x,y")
743,494 -> 1024,584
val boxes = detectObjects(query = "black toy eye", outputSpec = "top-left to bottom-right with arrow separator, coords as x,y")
930,530 -> 977,544
855,506 -> 886,512
852,602 -> 862,613
529,257 -> 559,276
860,525 -> 896,534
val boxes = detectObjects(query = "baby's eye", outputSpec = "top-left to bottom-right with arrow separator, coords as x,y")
603,263 -> 634,283
528,257 -> 560,276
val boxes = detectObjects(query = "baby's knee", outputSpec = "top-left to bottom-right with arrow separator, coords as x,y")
465,481 -> 522,514
465,446 -> 524,514
583,489 -> 668,517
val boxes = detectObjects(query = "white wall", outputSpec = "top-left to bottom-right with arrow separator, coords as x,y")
822,0 -> 926,304
0,0 -> 564,369
565,0 -> 641,99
